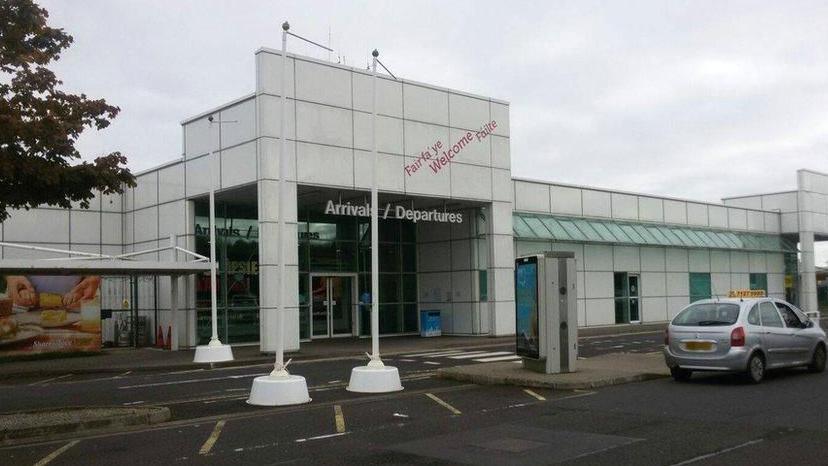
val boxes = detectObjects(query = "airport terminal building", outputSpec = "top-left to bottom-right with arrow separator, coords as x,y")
2,48 -> 826,352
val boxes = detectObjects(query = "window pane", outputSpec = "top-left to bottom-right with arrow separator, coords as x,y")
760,301 -> 784,327
402,274 -> 417,302
379,303 -> 402,334
689,273 -> 712,302
403,303 -> 419,333
644,226 -> 671,245
540,217 -> 571,240
671,229 -> 698,247
513,216 -> 536,238
572,219 -> 604,241
632,225 -> 659,244
557,219 -> 588,241
620,225 -> 645,243
606,223 -> 632,242
686,229 -> 716,247
479,270 -> 488,301
657,227 -> 683,247
590,221 -> 618,242
380,274 -> 400,303
749,273 -> 767,292
401,220 -> 416,243
614,272 -> 628,298
401,244 -> 416,273
379,243 -> 401,273
524,216 -> 555,239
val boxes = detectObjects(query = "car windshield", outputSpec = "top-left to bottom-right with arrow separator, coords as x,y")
673,303 -> 741,326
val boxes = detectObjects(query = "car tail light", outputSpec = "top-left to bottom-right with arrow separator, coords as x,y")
731,326 -> 745,347
664,328 -> 669,346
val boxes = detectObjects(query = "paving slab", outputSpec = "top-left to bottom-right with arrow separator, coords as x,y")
437,352 -> 670,390
0,406 -> 170,444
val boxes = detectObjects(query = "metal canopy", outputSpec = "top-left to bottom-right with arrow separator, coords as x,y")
514,213 -> 799,253
0,259 -> 210,276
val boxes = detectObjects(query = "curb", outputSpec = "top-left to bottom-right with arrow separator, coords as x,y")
0,406 -> 170,444
436,367 -> 669,390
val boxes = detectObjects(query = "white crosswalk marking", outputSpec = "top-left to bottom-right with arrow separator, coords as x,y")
404,350 -> 465,358
474,355 -> 521,362
448,351 -> 512,359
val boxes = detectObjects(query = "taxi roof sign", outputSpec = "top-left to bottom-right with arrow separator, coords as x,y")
728,289 -> 766,298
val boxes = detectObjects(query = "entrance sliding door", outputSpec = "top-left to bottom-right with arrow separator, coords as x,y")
310,275 -> 355,338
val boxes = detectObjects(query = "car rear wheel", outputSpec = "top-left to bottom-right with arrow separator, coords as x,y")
745,353 -> 765,384
670,367 -> 692,382
808,345 -> 826,373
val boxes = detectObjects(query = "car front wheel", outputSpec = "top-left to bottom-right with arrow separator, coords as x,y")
745,353 -> 765,384
809,345 -> 826,373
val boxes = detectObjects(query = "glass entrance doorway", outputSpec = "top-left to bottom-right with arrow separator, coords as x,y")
311,275 -> 356,338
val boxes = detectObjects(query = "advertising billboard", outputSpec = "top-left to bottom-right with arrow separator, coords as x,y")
515,256 -> 539,359
0,275 -> 101,357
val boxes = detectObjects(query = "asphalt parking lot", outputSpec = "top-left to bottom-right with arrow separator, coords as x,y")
5,330 -> 828,465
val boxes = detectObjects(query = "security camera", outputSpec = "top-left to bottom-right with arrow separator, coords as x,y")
208,115 -> 214,122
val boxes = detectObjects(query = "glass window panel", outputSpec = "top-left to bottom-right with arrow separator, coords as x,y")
631,225 -> 659,244
478,270 -> 488,301
379,303 -> 402,334
540,217 -> 571,240
685,229 -> 716,248
380,274 -> 400,303
403,303 -> 419,333
670,228 -> 697,247
689,272 -> 712,302
572,219 -> 604,241
644,226 -> 671,245
699,231 -> 729,249
749,273 -> 768,292
606,223 -> 632,242
656,227 -> 683,247
620,225 -> 645,243
379,243 -> 401,273
336,241 -> 358,272
721,232 -> 743,248
402,244 -> 417,273
589,221 -> 618,242
558,219 -> 589,241
379,219 -> 400,242
401,220 -> 416,243
513,216 -> 537,238
523,216 -> 555,239
402,274 -> 417,302
738,234 -> 761,250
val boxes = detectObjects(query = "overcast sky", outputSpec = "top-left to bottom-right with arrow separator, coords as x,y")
40,1 -> 828,207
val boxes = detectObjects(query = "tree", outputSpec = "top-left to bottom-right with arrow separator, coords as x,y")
0,0 -> 135,222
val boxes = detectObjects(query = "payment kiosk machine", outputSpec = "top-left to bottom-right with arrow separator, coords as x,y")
515,252 -> 578,374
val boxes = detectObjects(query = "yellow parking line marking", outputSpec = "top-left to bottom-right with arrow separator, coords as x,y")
334,404 -> 346,433
523,389 -> 546,401
199,420 -> 226,455
34,440 -> 79,466
426,393 -> 461,415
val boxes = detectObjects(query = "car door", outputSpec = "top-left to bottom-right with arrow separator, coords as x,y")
758,301 -> 788,367
775,301 -> 812,365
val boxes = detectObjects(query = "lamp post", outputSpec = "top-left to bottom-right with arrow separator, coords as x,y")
248,21 -> 331,406
347,49 -> 403,393
193,116 -> 236,364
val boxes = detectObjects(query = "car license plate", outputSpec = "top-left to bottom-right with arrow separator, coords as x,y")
685,341 -> 713,351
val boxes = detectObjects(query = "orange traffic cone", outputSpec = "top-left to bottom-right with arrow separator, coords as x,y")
156,325 -> 164,348
165,326 -> 172,350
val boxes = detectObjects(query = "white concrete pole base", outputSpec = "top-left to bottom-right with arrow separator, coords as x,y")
247,374 -> 311,406
346,365 -> 403,393
193,343 -> 234,363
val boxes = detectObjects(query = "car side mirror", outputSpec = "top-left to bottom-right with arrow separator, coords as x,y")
803,320 -> 813,329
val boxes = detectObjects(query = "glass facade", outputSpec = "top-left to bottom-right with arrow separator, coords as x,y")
194,201 -> 260,345
298,210 -> 419,340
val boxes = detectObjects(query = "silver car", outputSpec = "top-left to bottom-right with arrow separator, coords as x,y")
663,298 -> 826,383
